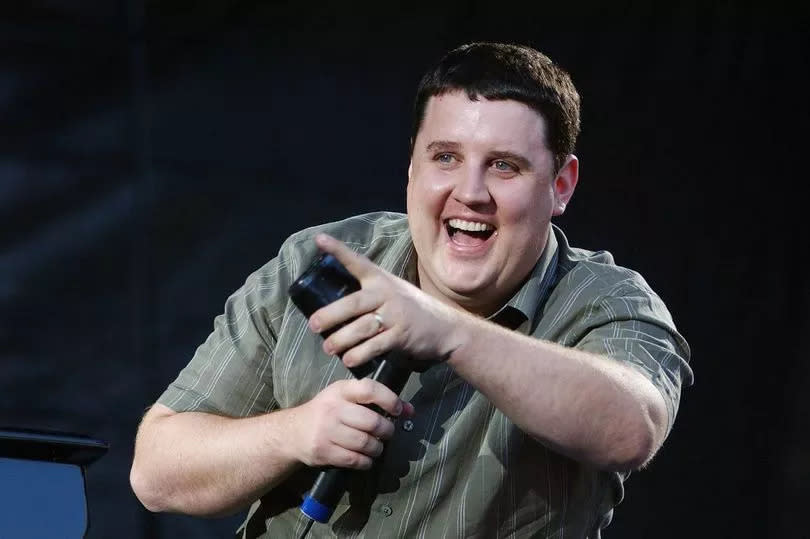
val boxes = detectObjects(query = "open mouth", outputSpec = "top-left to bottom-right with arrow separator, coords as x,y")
445,218 -> 496,246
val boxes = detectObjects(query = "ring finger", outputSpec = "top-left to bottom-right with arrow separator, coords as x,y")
330,424 -> 384,457
324,311 -> 387,356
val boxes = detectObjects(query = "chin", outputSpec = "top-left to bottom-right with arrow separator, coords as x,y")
439,256 -> 495,283
439,272 -> 496,301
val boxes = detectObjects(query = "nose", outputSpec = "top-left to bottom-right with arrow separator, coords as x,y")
452,165 -> 491,206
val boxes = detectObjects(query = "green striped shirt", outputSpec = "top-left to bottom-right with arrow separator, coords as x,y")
158,211 -> 692,538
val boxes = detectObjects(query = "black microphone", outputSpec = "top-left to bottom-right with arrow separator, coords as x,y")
288,252 -> 411,524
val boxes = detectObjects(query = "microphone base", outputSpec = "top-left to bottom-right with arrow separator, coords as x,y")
300,495 -> 334,523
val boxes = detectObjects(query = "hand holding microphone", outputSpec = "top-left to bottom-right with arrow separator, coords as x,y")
289,247 -> 413,525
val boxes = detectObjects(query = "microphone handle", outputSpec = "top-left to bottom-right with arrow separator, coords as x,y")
300,354 -> 411,523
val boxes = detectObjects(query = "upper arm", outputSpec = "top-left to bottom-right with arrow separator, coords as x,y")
154,239 -> 313,418
573,287 -> 692,436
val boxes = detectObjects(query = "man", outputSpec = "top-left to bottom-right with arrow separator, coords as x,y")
131,42 -> 692,538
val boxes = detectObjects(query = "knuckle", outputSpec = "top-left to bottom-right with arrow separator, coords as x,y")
347,293 -> 360,312
368,274 -> 387,290
357,378 -> 377,399
356,431 -> 372,451
378,417 -> 395,439
392,323 -> 407,343
368,338 -> 384,357
366,439 -> 381,458
331,380 -> 352,398
343,452 -> 361,469
372,414 -> 386,436
373,439 -> 384,457
362,276 -> 379,292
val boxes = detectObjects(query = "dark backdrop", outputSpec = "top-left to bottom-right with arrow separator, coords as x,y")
2,1 -> 808,537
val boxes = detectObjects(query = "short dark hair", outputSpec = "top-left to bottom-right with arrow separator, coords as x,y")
411,42 -> 581,173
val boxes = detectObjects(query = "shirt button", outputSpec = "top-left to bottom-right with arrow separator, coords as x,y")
381,504 -> 393,517
402,420 -> 414,432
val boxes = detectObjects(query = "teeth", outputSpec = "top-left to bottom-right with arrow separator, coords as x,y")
447,218 -> 494,232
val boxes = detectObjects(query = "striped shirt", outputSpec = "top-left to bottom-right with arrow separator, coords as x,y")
157,211 -> 692,538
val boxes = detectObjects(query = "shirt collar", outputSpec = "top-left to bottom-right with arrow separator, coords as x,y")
489,226 -> 560,333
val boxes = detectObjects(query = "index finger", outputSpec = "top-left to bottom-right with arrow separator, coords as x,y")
315,233 -> 378,281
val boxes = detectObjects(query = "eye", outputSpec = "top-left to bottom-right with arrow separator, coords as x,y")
492,160 -> 517,172
433,152 -> 459,168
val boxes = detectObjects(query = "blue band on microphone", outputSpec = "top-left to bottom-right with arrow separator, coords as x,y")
300,495 -> 333,523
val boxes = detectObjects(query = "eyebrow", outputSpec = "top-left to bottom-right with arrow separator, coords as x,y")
425,140 -> 461,152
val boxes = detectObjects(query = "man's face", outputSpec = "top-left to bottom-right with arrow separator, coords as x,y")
407,91 -> 577,315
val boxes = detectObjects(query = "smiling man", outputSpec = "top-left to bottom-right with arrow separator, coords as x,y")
407,91 -> 575,315
131,43 -> 692,538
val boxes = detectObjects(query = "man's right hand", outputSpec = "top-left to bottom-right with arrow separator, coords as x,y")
130,378 -> 413,516
289,378 -> 414,471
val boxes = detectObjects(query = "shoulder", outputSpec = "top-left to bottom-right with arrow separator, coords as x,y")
552,225 -> 656,299
546,226 -> 680,338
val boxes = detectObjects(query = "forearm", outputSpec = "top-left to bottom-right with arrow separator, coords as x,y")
130,404 -> 302,517
444,314 -> 668,471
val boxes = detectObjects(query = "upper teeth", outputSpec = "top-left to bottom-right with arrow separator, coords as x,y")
448,219 -> 494,232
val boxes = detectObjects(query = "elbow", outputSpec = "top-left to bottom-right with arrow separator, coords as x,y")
130,461 -> 170,513
130,458 -> 241,518
130,405 -> 181,513
600,398 -> 668,473
608,427 -> 657,473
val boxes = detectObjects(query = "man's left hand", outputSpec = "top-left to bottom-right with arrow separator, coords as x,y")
307,233 -> 462,368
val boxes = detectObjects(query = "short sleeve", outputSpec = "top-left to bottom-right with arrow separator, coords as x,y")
156,240 -> 302,418
571,280 -> 692,433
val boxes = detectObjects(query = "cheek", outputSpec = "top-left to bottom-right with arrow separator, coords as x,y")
493,185 -> 553,244
409,172 -> 452,216
492,185 -> 539,221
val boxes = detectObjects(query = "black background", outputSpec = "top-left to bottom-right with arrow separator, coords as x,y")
1,1 -> 808,537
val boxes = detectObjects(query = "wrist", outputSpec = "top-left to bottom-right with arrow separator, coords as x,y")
440,307 -> 476,365
261,407 -> 304,467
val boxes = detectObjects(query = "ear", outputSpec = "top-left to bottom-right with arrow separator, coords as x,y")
407,136 -> 416,182
552,154 -> 579,216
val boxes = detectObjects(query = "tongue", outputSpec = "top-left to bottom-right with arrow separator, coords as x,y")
451,229 -> 488,247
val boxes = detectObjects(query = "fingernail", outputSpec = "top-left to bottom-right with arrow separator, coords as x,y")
394,401 -> 403,416
309,318 -> 321,332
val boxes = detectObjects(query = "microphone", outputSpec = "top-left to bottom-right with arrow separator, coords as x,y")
288,252 -> 411,524
298,356 -> 410,523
